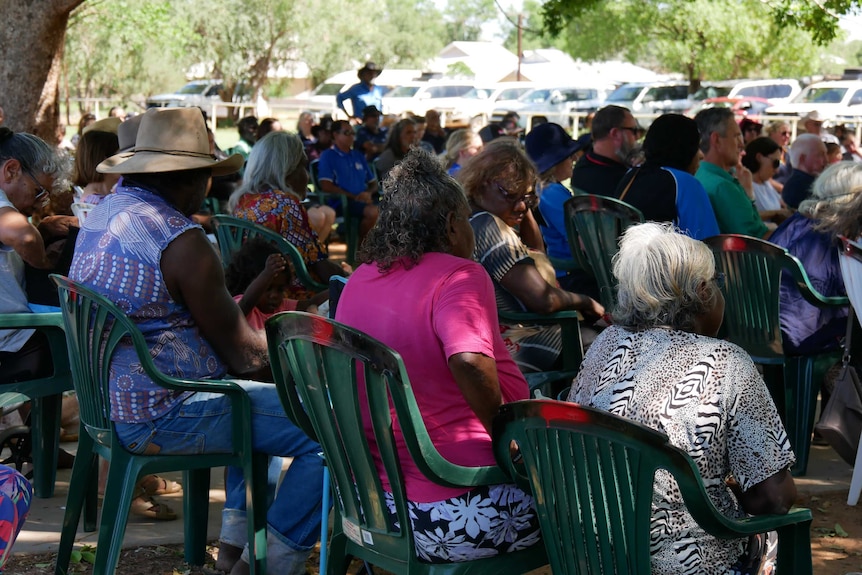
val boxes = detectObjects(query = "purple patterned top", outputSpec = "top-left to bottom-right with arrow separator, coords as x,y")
70,184 -> 227,422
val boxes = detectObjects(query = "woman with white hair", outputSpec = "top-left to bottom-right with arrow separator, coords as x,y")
229,130 -> 342,300
568,222 -> 797,575
769,161 -> 862,355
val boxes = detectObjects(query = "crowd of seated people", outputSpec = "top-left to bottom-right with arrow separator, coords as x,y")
8,95 -> 862,575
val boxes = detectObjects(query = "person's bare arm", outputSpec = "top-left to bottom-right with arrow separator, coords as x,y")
0,207 -> 51,268
519,209 -> 544,251
448,352 -> 502,433
500,260 -> 604,319
161,228 -> 268,375
309,258 -> 348,282
736,469 -> 796,516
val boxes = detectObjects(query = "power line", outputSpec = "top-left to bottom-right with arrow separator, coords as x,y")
493,0 -> 543,35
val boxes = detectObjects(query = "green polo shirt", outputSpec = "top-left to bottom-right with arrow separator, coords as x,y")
695,161 -> 768,238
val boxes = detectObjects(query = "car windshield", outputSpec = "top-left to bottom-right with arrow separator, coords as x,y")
498,88 -> 530,100
463,88 -> 492,100
560,89 -> 597,101
607,85 -> 644,102
313,83 -> 344,96
388,86 -> 422,98
692,86 -> 731,100
521,89 -> 552,103
176,82 -> 211,95
799,87 -> 849,104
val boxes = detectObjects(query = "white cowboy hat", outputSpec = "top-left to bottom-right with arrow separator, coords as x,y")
97,107 -> 242,176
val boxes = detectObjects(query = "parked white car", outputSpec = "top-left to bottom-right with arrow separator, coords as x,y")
766,80 -> 862,119
294,69 -> 422,118
146,79 -> 252,118
728,79 -> 802,106
381,81 -> 475,118
432,82 -> 535,129
514,85 -> 612,129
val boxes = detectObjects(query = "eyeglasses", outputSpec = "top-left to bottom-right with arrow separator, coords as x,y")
618,125 -> 642,138
495,182 -> 537,208
23,168 -> 50,207
713,272 -> 726,290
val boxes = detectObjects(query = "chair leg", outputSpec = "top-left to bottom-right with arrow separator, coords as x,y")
245,452 -> 269,575
30,393 -> 63,498
319,465 -> 330,575
54,435 -> 97,575
183,468 -> 211,565
92,457 -> 143,575
848,429 -> 862,505
325,533 -> 352,575
83,454 -> 99,532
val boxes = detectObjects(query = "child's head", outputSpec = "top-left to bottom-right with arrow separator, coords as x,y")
225,238 -> 293,313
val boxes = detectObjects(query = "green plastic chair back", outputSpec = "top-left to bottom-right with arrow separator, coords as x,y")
309,159 -> 360,264
266,312 -> 548,575
212,214 -> 327,293
704,234 -> 849,475
51,275 -> 269,575
493,400 -> 814,575
563,194 -> 644,311
0,312 -> 72,498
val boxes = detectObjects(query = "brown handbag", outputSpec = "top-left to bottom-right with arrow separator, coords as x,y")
815,309 -> 862,465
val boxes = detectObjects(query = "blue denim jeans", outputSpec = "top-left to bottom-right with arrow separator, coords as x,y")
115,380 -> 324,553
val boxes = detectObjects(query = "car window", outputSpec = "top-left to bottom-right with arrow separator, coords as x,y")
692,86 -> 729,100
464,88 -> 492,100
521,89 -> 552,103
498,88 -> 530,101
313,83 -> 344,96
644,86 -> 689,102
388,86 -> 422,98
800,87 -> 848,103
560,89 -> 597,102
205,85 -> 222,97
176,82 -> 210,95
607,85 -> 644,102
849,90 -> 862,106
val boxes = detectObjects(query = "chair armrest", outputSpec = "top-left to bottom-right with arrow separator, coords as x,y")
0,312 -> 64,329
784,253 -> 850,308
498,310 -> 584,371
498,310 -> 583,323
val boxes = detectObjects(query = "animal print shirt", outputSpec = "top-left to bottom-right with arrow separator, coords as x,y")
568,326 -> 795,575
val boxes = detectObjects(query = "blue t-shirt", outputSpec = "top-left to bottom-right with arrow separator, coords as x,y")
537,181 -> 574,276
354,126 -> 388,159
336,82 -> 385,118
318,147 -> 375,196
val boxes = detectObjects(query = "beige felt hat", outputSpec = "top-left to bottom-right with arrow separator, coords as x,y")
97,107 -> 242,176
82,116 -> 122,135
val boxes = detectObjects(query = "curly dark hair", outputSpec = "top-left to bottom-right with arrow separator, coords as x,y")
224,237 -> 291,296
359,148 -> 469,272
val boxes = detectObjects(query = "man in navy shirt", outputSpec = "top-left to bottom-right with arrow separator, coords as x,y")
782,133 -> 827,209
318,120 -> 379,238
571,105 -> 639,196
354,106 -> 388,161
336,62 -> 385,121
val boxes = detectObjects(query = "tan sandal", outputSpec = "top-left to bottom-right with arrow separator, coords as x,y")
138,474 -> 182,497
130,485 -> 178,521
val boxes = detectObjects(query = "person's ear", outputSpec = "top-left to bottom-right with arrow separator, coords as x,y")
0,158 -> 20,186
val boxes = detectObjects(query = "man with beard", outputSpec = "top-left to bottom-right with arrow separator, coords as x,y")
570,105 -> 639,196
694,107 -> 768,238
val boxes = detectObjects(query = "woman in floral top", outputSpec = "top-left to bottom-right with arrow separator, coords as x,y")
229,131 -> 346,299
568,223 -> 797,575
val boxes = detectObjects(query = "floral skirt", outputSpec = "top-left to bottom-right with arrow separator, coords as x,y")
0,464 -> 32,572
385,483 -> 542,564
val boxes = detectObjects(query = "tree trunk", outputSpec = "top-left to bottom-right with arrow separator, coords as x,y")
0,0 -> 85,143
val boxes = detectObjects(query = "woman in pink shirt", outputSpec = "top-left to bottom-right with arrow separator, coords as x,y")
334,149 -> 541,564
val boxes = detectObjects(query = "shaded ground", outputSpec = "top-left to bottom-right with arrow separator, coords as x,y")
8,490 -> 861,574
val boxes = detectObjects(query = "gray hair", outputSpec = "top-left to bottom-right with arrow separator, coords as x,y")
809,161 -> 862,238
789,133 -> 822,167
0,127 -> 67,191
613,222 -> 718,331
229,130 -> 305,211
694,107 -> 734,153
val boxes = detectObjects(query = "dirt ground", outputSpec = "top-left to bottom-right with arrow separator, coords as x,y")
7,490 -> 861,575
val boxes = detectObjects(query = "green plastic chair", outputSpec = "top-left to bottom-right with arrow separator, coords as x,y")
497,310 -> 584,399
309,159 -> 360,264
563,194 -> 644,312
211,214 -> 327,293
704,234 -> 850,476
266,312 -> 549,575
0,312 -> 72,498
493,399 -> 814,575
51,275 -> 269,575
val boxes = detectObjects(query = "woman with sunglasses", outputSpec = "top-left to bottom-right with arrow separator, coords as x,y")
458,138 -> 603,373
742,136 -> 791,227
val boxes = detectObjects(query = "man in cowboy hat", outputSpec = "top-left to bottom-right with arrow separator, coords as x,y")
69,107 -> 323,575
336,61 -> 384,121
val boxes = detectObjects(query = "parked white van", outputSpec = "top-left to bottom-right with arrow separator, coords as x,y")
766,80 -> 862,118
381,81 -> 475,118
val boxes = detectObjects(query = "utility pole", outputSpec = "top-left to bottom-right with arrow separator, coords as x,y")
517,13 -> 523,81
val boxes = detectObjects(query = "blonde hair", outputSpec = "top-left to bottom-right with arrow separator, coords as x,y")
444,129 -> 478,170
613,222 -> 717,331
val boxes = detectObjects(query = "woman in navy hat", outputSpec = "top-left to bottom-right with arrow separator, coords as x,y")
525,123 -> 585,291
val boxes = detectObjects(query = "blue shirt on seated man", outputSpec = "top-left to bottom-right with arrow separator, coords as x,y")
336,61 -> 385,120
317,119 -> 380,239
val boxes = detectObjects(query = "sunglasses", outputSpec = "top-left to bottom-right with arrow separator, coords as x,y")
495,182 -> 537,209
618,125 -> 643,138
23,168 -> 50,207
772,158 -> 781,169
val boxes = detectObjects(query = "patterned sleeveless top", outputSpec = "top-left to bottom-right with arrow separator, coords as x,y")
70,184 -> 227,422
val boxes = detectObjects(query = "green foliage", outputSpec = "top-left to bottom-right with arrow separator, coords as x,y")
64,0 -> 191,105
540,0 -> 822,88
501,0 -> 567,53
541,0 -> 862,46
444,0 -> 497,42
